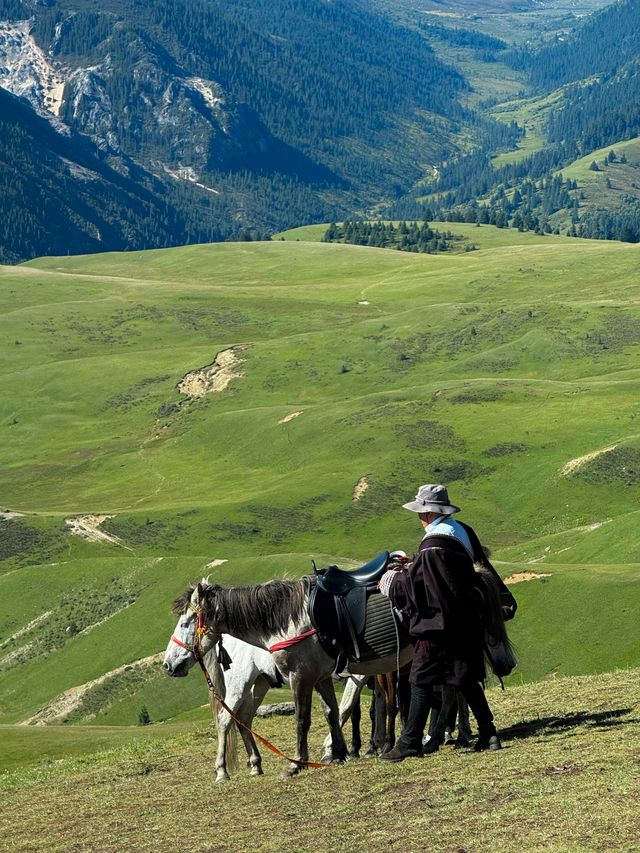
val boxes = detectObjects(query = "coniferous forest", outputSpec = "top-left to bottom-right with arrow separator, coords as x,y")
322,221 -> 473,254
2,0 -> 640,257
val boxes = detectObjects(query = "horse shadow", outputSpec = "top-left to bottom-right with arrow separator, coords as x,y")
499,707 -> 638,743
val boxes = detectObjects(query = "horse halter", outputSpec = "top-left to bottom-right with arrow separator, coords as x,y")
171,603 -> 214,657
171,602 -> 231,672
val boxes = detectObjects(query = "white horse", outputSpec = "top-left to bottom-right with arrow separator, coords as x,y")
205,636 -> 283,782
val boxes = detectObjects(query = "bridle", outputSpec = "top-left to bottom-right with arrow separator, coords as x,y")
171,603 -> 214,655
171,601 -> 231,677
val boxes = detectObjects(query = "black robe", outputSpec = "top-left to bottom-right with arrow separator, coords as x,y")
390,533 -> 487,686
456,519 -> 517,622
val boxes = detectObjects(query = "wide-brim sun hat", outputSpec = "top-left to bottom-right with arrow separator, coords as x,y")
402,483 -> 460,515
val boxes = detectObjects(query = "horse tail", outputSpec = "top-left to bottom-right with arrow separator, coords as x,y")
205,649 -> 241,773
474,563 -> 517,679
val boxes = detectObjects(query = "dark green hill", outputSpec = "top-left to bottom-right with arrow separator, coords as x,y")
1,0 -> 507,260
0,87 -> 191,263
508,0 -> 640,89
0,83 -> 271,261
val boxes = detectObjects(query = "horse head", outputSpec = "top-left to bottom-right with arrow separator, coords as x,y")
163,578 -> 221,677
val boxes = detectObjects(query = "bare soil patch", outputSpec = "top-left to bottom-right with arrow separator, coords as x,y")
561,444 -> 618,476
178,346 -> 247,397
279,411 -> 304,424
0,510 -> 25,519
504,571 -> 552,585
65,515 -> 127,548
352,476 -> 370,502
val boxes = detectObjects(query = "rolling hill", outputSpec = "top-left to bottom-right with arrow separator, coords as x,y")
1,226 -> 639,727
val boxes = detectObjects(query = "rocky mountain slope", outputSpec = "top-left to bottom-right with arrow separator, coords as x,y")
0,0 -> 484,261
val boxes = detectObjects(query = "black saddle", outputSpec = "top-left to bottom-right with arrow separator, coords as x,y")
310,551 -> 403,663
318,551 -> 390,594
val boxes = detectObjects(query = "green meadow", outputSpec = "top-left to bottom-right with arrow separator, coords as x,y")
1,225 -> 639,737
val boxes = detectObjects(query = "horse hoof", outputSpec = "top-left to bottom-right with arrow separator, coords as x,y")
347,750 -> 360,761
215,773 -> 231,783
280,764 -> 301,779
250,766 -> 264,776
364,749 -> 377,759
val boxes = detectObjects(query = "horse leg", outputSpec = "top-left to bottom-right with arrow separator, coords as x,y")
321,675 -> 365,761
233,676 -> 271,778
349,691 -> 362,758
215,706 -> 233,783
284,672 -> 313,777
232,694 -> 261,776
384,673 -> 398,752
374,675 -> 388,753
456,691 -> 472,745
364,679 -> 378,757
315,676 -> 348,764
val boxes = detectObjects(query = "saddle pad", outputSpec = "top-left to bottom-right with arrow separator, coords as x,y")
356,592 -> 405,662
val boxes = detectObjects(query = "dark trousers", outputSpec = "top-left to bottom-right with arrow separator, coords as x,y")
399,682 -> 496,749
427,688 -> 472,742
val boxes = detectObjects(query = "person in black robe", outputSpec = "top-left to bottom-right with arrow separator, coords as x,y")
378,483 -> 514,762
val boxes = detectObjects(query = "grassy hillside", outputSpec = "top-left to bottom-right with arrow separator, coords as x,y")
559,136 -> 640,202
491,89 -> 565,168
2,228 -> 640,726
1,666 -> 639,852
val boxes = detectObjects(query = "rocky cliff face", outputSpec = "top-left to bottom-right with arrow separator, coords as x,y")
0,20 -> 65,116
0,16 -> 240,187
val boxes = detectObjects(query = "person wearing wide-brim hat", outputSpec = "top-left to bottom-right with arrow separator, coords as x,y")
378,484 -> 515,762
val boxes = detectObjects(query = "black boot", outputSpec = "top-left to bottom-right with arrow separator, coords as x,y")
474,733 -> 502,752
378,740 -> 423,763
380,684 -> 431,762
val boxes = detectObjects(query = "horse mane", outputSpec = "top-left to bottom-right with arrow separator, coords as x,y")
202,577 -> 311,636
172,585 -> 195,615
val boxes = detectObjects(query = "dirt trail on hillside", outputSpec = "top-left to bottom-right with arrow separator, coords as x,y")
178,346 -> 247,396
352,476 -> 370,502
1,510 -> 25,519
21,653 -> 163,725
65,515 -> 129,548
0,612 -> 51,650
561,444 -> 618,476
504,572 -> 552,585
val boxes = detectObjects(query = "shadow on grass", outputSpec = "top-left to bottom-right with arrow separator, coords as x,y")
500,708 -> 638,742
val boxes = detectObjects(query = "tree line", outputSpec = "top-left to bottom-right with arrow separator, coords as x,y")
322,221 -> 471,254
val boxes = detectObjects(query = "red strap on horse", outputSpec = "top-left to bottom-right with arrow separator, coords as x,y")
268,629 -> 318,653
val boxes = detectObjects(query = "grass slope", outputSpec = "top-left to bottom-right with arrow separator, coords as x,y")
1,666 -> 639,852
1,229 -> 640,726
559,135 -> 640,203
